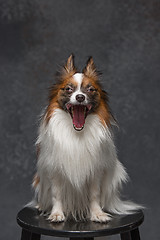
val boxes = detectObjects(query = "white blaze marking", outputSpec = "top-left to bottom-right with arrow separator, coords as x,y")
70,73 -> 88,104
73,73 -> 83,90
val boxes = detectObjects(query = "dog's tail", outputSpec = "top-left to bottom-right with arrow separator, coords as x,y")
104,160 -> 145,215
24,199 -> 37,207
107,197 -> 144,215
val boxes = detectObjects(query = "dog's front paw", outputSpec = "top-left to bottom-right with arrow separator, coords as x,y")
90,211 -> 112,223
48,211 -> 65,222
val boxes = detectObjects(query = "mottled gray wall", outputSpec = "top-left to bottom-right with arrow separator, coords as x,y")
0,1 -> 159,240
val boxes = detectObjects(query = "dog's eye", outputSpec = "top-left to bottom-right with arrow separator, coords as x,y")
87,87 -> 95,92
65,87 -> 73,93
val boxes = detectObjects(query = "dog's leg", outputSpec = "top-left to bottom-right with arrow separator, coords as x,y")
90,177 -> 112,223
48,176 -> 65,222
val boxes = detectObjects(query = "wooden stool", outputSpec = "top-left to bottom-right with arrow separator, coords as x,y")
17,207 -> 144,240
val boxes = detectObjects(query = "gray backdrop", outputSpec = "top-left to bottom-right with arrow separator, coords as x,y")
0,1 -> 159,240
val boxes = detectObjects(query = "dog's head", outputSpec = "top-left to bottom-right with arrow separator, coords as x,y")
46,55 -> 113,131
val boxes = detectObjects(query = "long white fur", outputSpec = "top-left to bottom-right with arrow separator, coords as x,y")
35,108 -> 142,222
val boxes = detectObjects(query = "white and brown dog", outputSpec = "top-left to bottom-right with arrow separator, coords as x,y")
32,55 -> 142,223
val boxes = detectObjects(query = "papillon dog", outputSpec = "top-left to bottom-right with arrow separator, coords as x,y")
32,55 -> 142,223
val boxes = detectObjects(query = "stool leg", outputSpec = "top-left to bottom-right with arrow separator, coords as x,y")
121,228 -> 141,240
130,228 -> 140,240
120,232 -> 131,240
21,229 -> 41,240
21,229 -> 32,240
31,233 -> 41,240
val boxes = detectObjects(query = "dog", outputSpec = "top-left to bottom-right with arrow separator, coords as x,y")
32,55 -> 142,223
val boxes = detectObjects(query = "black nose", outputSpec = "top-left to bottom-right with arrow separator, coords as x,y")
76,94 -> 85,103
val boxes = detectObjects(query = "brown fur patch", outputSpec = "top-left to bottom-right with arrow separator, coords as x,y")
82,75 -> 112,127
36,143 -> 40,159
45,73 -> 78,123
83,57 -> 97,79
45,55 -> 78,123
97,100 -> 111,127
32,174 -> 40,188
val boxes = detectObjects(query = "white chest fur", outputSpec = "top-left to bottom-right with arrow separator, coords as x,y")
37,109 -> 116,188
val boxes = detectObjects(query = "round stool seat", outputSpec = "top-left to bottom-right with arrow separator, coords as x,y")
17,207 -> 144,240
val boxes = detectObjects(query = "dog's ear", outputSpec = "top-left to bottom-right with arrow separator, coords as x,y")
83,57 -> 97,79
64,54 -> 76,73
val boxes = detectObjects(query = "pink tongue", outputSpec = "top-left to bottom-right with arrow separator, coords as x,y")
72,105 -> 85,129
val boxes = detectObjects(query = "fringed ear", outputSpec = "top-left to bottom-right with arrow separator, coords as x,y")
83,56 -> 97,79
64,54 -> 76,73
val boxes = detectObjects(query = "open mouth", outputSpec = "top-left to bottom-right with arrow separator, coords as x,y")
66,104 -> 92,131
